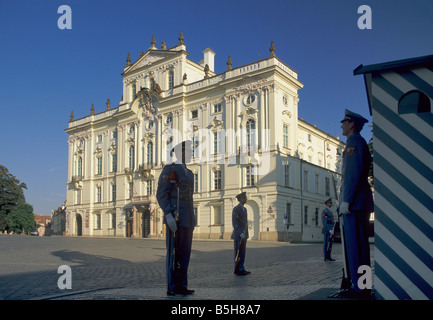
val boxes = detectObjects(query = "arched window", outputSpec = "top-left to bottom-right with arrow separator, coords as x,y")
246,119 -> 256,150
398,90 -> 431,114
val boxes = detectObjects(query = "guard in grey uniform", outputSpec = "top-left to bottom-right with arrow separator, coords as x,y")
339,109 -> 374,298
232,192 -> 250,275
322,198 -> 335,261
156,140 -> 196,296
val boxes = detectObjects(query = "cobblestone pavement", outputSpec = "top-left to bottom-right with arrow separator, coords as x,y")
0,234 -> 374,300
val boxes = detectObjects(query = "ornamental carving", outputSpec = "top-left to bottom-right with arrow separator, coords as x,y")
137,87 -> 158,118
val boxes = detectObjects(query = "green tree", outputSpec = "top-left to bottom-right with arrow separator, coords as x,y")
7,203 -> 36,234
0,164 -> 28,231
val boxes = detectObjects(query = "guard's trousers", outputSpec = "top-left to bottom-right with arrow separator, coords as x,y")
233,239 -> 247,271
323,233 -> 333,260
166,225 -> 193,291
342,210 -> 371,292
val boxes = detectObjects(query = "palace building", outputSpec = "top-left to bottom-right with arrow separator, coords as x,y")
65,32 -> 344,242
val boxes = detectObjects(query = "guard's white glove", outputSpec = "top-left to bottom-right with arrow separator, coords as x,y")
329,229 -> 334,236
165,213 -> 177,233
340,202 -> 351,215
240,232 -> 246,240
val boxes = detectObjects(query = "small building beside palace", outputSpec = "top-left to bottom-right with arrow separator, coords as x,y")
64,32 -> 345,242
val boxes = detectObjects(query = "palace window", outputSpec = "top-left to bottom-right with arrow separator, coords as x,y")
286,202 -> 292,223
129,146 -> 135,171
325,177 -> 330,196
283,95 -> 288,106
213,103 -> 222,113
95,213 -> 101,230
246,119 -> 256,151
165,113 -> 173,125
77,157 -> 83,178
192,135 -> 199,157
110,212 -> 116,229
213,170 -> 222,190
96,186 -> 102,203
246,165 -> 255,186
283,124 -> 289,148
284,164 -> 290,187
96,157 -> 102,175
132,83 -> 137,100
213,131 -> 222,154
191,109 -> 198,120
245,93 -> 256,105
111,129 -> 117,139
111,184 -> 116,202
303,170 -> 308,191
147,142 -> 153,166
111,153 -> 117,173
194,173 -> 199,193
212,205 -> 222,225
168,70 -> 174,89
146,180 -> 153,195
304,206 -> 309,225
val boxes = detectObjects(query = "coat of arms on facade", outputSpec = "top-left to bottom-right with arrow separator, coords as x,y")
137,86 -> 160,118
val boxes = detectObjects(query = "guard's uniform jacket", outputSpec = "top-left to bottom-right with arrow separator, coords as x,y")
340,132 -> 373,292
231,203 -> 249,241
157,163 -> 196,228
340,132 -> 374,212
156,162 -> 196,292
231,202 -> 248,272
321,207 -> 334,235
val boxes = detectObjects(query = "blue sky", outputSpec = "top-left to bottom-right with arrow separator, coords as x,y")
1,0 -> 432,215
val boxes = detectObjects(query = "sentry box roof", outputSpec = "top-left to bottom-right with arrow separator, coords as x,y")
353,54 -> 433,115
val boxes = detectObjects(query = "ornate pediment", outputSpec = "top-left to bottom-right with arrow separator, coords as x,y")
124,50 -> 178,74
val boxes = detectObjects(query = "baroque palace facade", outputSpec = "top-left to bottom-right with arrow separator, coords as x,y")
65,32 -> 345,242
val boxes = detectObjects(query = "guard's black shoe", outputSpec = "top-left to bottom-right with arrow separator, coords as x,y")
175,288 -> 195,295
235,270 -> 251,276
328,288 -> 372,300
167,290 -> 176,296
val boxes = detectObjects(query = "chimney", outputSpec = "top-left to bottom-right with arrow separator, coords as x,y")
203,48 -> 215,72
